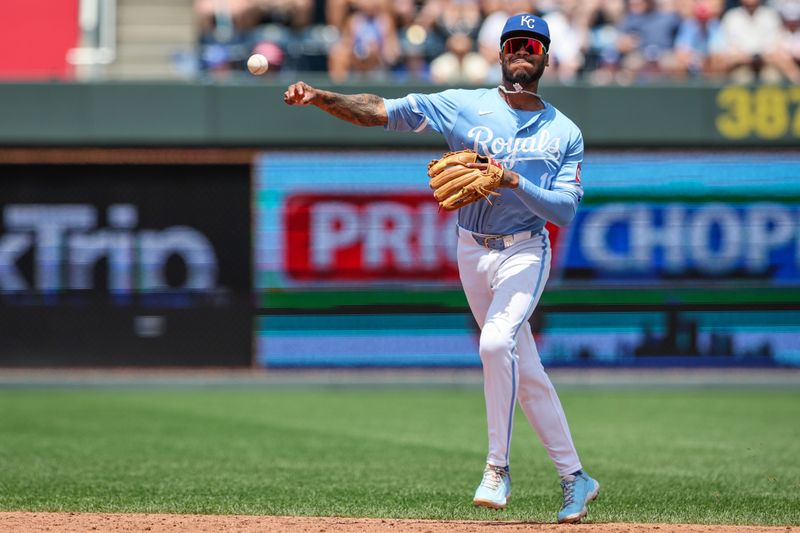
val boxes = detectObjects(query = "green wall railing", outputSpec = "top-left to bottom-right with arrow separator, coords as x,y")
1,81 -> 798,147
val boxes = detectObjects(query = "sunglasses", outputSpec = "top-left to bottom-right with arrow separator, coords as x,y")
502,37 -> 547,55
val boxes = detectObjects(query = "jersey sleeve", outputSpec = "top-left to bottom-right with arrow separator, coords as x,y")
383,90 -> 461,135
511,124 -> 584,227
549,129 -> 584,204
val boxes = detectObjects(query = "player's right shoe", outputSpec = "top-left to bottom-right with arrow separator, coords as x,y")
557,471 -> 600,524
473,464 -> 511,509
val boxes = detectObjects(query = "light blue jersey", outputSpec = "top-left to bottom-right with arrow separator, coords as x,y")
384,87 -> 584,235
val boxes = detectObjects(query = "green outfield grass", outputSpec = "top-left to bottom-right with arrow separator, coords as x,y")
0,386 -> 798,525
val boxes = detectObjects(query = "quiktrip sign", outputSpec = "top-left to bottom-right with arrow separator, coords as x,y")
0,162 -> 252,367
0,204 -> 218,293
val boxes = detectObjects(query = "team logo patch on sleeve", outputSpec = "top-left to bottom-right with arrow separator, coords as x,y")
575,163 -> 581,184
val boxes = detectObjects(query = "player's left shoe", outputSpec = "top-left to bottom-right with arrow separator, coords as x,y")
473,464 -> 511,509
557,471 -> 600,524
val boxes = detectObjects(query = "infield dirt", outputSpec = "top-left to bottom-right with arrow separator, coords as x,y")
0,513 -> 793,533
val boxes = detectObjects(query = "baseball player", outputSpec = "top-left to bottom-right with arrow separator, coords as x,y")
284,13 -> 599,524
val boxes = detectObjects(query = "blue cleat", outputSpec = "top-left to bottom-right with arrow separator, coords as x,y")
557,471 -> 600,523
473,464 -> 511,509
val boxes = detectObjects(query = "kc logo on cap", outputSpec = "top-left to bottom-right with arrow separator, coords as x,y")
500,13 -> 551,48
519,15 -> 536,29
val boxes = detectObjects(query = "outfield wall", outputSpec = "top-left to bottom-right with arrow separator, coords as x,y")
1,148 -> 798,368
1,81 -> 799,368
0,82 -> 799,147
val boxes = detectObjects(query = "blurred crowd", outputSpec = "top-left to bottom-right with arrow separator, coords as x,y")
195,0 -> 800,84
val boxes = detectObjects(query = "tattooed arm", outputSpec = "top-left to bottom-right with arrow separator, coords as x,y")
283,81 -> 388,127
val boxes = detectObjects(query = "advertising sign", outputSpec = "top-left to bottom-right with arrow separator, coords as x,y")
256,151 -> 800,289
254,150 -> 800,368
256,152 -> 458,289
560,202 -> 800,284
0,163 -> 251,366
282,192 -> 458,283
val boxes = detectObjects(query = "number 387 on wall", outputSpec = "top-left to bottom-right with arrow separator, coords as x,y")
716,86 -> 800,140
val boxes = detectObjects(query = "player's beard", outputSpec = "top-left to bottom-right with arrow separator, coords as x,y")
501,57 -> 545,86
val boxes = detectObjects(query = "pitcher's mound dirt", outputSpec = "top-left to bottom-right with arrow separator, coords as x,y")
0,513 -> 794,533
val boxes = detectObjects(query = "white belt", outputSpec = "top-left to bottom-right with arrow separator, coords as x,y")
458,226 -> 535,251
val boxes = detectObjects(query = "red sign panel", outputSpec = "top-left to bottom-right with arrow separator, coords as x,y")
0,0 -> 78,80
284,193 -> 460,282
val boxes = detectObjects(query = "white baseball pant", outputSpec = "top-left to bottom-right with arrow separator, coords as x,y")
456,226 -> 582,477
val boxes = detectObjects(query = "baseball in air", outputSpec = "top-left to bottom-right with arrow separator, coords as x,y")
247,54 -> 269,75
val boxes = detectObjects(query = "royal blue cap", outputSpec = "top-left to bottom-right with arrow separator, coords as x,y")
500,14 -> 550,50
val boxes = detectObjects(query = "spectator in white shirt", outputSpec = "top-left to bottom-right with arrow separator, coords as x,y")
764,0 -> 800,83
716,0 -> 784,83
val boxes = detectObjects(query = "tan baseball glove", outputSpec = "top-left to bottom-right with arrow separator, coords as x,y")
427,149 -> 504,211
